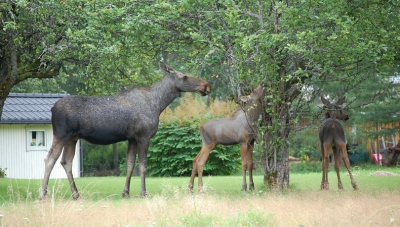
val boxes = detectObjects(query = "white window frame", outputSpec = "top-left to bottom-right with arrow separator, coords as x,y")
26,127 -> 48,151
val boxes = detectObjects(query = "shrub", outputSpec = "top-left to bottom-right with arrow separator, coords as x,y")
0,167 -> 6,178
146,122 -> 241,176
82,142 -> 126,176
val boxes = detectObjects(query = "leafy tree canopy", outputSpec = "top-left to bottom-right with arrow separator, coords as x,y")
2,0 -> 400,188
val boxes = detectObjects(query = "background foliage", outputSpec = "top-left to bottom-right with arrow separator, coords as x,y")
2,0 -> 400,186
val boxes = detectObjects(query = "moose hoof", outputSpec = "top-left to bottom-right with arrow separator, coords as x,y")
338,182 -> 343,190
122,191 -> 130,198
249,183 -> 255,191
321,182 -> 329,190
352,182 -> 359,191
140,191 -> 148,198
188,183 -> 194,194
198,186 -> 205,194
242,184 -> 248,193
72,192 -> 80,200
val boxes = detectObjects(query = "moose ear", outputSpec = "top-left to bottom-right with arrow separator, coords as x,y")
336,96 -> 346,105
159,62 -> 174,74
321,96 -> 330,105
240,95 -> 251,103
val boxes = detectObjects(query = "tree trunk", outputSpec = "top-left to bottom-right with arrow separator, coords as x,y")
261,73 -> 301,189
0,35 -> 18,122
262,103 -> 291,189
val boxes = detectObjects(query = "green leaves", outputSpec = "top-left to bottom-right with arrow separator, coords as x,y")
147,123 -> 241,177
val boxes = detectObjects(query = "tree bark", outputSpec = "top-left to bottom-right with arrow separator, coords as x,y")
262,103 -> 291,189
0,34 -> 18,122
262,68 -> 302,189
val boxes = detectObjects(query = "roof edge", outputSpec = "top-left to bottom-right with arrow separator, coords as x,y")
0,120 -> 52,124
7,93 -> 69,98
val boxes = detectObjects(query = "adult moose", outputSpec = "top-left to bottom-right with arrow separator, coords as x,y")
39,62 -> 211,200
319,96 -> 358,190
189,82 -> 265,193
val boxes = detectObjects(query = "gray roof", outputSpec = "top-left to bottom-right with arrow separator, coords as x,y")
1,93 -> 69,124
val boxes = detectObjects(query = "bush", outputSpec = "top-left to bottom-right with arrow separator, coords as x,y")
348,146 -> 370,165
146,122 -> 241,176
0,167 -> 6,178
83,142 -> 126,176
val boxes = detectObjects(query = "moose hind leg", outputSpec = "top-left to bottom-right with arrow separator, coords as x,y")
61,140 -> 79,199
191,143 -> 214,193
321,143 -> 331,190
339,143 -> 359,190
40,139 -> 64,200
332,146 -> 343,189
188,152 -> 200,193
122,141 -> 137,198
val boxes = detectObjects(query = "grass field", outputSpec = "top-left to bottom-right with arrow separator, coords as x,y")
1,167 -> 400,226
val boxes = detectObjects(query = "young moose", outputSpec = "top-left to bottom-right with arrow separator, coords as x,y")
40,62 -> 211,199
189,82 -> 265,193
319,96 -> 358,190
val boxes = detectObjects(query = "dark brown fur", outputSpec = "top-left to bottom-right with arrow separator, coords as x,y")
319,96 -> 358,190
188,83 -> 265,193
40,62 -> 211,199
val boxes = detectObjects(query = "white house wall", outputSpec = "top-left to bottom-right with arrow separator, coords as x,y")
0,124 -> 81,179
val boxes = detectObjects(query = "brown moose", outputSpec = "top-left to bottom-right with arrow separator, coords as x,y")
319,96 -> 358,190
189,82 -> 265,193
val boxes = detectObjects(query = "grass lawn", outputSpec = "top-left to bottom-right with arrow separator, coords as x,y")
1,166 -> 400,201
0,166 -> 399,226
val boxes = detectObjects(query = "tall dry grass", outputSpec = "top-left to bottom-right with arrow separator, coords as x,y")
1,184 -> 399,227
159,93 -> 238,125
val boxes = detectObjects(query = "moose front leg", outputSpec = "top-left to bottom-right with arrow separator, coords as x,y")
240,144 -> 248,192
332,146 -> 343,190
122,141 -> 137,198
247,142 -> 255,191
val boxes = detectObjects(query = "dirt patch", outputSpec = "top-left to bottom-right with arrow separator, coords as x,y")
369,171 -> 399,176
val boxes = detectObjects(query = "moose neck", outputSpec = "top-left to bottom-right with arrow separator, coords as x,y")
321,111 -> 344,123
149,75 -> 182,113
321,112 -> 330,123
236,100 -> 262,123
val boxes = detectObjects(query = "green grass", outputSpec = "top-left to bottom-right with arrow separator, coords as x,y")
1,167 -> 400,227
1,165 -> 399,203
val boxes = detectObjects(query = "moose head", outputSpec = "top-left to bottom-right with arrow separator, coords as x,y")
321,96 -> 349,121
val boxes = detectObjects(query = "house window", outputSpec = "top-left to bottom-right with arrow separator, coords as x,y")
27,129 -> 47,151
